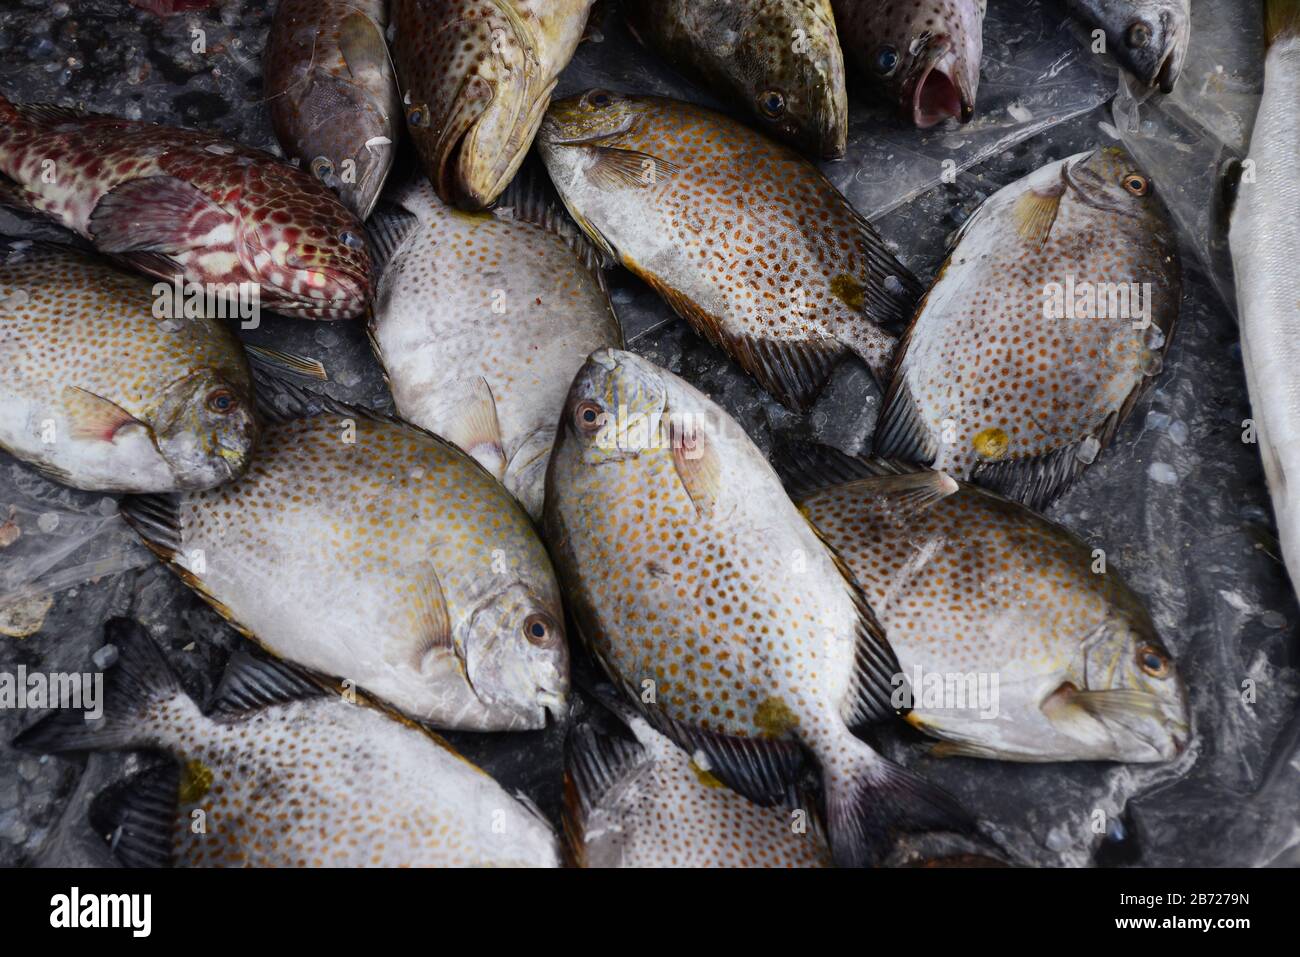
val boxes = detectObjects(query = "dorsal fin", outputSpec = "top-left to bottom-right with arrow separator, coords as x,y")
496,161 -> 616,275
208,648 -> 328,716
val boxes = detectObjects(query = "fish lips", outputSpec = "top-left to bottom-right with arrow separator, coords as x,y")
907,38 -> 976,128
1149,14 -> 1189,94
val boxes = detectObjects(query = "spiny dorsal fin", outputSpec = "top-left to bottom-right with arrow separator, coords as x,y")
209,648 -> 329,716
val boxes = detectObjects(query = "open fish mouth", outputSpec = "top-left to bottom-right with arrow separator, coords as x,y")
1150,37 -> 1186,93
910,40 -> 973,128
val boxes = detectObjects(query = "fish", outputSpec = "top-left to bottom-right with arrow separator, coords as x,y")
543,348 -> 971,867
264,0 -> 401,220
780,444 -> 1190,762
831,0 -> 986,127
1064,0 -> 1191,93
120,380 -> 568,731
875,147 -> 1182,510
15,619 -> 561,867
367,174 -> 622,519
0,95 -> 372,320
625,0 -> 849,159
564,691 -> 832,867
391,0 -> 596,209
537,92 -> 921,410
0,241 -> 258,493
1230,1 -> 1300,597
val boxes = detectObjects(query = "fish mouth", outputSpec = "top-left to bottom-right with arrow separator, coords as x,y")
1150,33 -> 1186,94
538,111 -> 638,150
910,39 -> 974,128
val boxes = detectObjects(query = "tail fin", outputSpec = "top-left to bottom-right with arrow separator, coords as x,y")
1266,0 -> 1300,47
12,618 -> 182,754
824,737 -> 975,868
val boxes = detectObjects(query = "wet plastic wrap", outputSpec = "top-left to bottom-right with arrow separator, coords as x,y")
0,0 -> 1297,868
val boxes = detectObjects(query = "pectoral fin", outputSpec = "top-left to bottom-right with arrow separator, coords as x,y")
62,386 -> 149,442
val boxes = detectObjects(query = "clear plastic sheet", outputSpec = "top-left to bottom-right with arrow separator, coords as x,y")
0,0 -> 1297,868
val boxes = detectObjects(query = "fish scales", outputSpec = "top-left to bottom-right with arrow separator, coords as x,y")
539,93 -> 921,410
0,95 -> 372,320
876,148 -> 1181,509
545,348 -> 969,867
0,242 -> 258,492
265,0 -> 400,219
122,403 -> 568,731
368,178 -> 621,519
789,451 -> 1190,762
626,0 -> 849,158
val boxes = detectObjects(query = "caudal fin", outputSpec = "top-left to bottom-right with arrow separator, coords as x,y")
12,618 -> 182,754
824,737 -> 975,867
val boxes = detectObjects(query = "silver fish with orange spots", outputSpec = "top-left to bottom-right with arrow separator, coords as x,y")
538,92 -> 921,411
0,95 -> 372,320
1064,0 -> 1190,93
15,619 -> 561,867
0,242 -> 258,493
391,0 -> 596,209
831,0 -> 986,127
875,147 -> 1181,509
781,445 -> 1190,762
122,382 -> 568,731
625,0 -> 849,159
544,348 -> 971,867
367,174 -> 622,519
565,692 -> 832,867
265,0 -> 400,220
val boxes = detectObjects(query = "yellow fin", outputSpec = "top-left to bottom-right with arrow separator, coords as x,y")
61,386 -> 147,442
442,376 -> 506,479
1012,187 -> 1063,249
670,420 -> 721,516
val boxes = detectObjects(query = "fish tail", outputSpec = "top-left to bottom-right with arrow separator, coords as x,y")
12,618 -> 184,754
1266,0 -> 1300,46
823,734 -> 975,867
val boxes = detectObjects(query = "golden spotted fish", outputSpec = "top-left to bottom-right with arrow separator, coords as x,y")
264,0 -> 400,220
15,619 -> 561,867
538,91 -> 921,411
391,0 -> 596,209
367,175 -> 622,519
781,444 -> 1190,762
121,381 -> 567,731
625,0 -> 849,158
831,0 -> 985,127
0,242 -> 258,493
564,691 -> 832,867
544,348 -> 970,867
875,148 -> 1181,509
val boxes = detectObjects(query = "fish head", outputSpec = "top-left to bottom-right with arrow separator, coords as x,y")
1078,0 -> 1189,93
1064,147 -> 1166,222
855,0 -> 983,128
538,88 -> 646,154
400,10 -> 547,208
297,84 -> 396,221
461,580 -> 569,729
729,4 -> 848,158
239,163 -> 373,319
1051,616 -> 1190,762
150,368 -> 260,488
557,347 -> 675,467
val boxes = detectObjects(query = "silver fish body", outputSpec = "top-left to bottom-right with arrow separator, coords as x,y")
1230,8 -> 1300,596
368,178 -> 622,519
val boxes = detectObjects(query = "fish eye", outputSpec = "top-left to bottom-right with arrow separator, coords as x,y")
339,230 -> 364,250
1126,21 -> 1152,49
874,45 -> 900,76
758,90 -> 786,118
574,399 -> 604,433
522,613 -> 556,646
407,105 -> 430,128
206,388 -> 236,414
1137,644 -> 1169,678
310,156 -> 334,181
586,90 -> 612,110
1122,172 -> 1150,196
